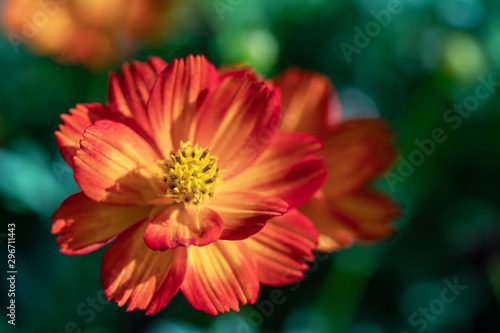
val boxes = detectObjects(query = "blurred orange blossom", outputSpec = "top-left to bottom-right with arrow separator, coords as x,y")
274,68 -> 400,252
1,0 -> 172,68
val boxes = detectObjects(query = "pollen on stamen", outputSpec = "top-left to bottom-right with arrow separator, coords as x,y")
157,141 -> 222,208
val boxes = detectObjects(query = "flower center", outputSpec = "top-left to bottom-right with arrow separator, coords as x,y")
158,141 -> 221,207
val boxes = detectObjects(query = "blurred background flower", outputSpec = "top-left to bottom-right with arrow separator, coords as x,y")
1,0 -> 174,68
1,0 -> 499,333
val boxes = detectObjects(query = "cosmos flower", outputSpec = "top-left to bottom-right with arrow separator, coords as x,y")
274,68 -> 400,252
51,55 -> 326,314
1,0 -> 172,68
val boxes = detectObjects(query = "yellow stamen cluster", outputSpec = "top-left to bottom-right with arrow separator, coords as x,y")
158,141 -> 221,207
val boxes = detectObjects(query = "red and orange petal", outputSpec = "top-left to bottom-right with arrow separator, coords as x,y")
180,241 -> 260,315
208,192 -> 288,241
73,120 -> 164,206
55,103 -> 117,167
321,119 -> 397,199
193,72 -> 280,177
226,132 -> 327,209
244,209 -> 318,286
300,189 -> 399,252
107,57 -> 167,133
328,189 -> 399,241
55,103 -> 151,167
143,205 -> 224,250
299,192 -> 355,252
274,67 -> 340,137
100,220 -> 187,315
147,55 -> 219,154
51,192 -> 151,255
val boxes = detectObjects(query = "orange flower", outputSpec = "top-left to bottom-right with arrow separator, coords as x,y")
1,0 -> 171,68
52,55 -> 325,314
274,68 -> 400,252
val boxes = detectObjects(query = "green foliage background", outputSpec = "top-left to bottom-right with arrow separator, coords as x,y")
0,0 -> 499,332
